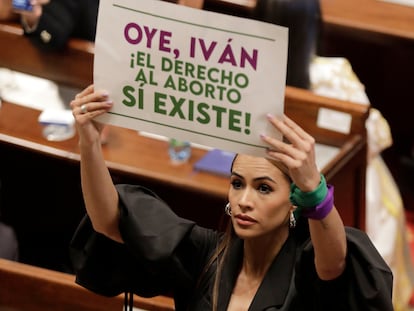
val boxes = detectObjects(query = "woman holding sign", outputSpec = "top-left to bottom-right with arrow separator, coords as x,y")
69,85 -> 393,310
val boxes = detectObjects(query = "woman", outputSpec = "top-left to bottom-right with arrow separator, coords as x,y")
69,85 -> 393,310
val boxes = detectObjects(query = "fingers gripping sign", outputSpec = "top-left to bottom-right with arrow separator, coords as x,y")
70,85 -> 113,144
261,114 -> 321,192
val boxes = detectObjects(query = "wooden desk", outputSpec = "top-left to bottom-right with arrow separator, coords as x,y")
321,0 -> 414,40
0,258 -> 175,311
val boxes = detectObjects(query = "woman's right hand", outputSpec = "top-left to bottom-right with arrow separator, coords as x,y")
70,85 -> 113,146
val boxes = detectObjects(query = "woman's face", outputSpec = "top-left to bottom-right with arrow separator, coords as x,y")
228,154 -> 292,240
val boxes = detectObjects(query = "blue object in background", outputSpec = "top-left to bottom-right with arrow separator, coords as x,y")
194,149 -> 236,177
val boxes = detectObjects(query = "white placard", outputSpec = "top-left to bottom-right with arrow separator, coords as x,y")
94,0 -> 288,156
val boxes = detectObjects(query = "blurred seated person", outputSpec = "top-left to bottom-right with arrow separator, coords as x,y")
0,0 -> 199,50
252,0 -> 321,89
0,0 -> 99,51
203,0 -> 321,89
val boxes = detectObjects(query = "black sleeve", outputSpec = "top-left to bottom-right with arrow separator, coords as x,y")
70,184 -> 218,298
343,227 -> 394,310
296,227 -> 393,311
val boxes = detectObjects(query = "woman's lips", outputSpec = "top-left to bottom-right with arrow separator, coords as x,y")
235,214 -> 257,226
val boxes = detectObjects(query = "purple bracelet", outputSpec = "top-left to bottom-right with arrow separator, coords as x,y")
301,185 -> 334,220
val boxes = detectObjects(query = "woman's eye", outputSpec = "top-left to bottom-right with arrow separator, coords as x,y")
231,179 -> 243,189
258,184 -> 272,194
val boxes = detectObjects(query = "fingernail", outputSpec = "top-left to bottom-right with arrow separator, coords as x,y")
266,113 -> 274,119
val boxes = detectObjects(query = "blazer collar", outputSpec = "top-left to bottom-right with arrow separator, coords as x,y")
217,235 -> 297,310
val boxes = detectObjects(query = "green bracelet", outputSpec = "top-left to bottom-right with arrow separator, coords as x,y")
289,174 -> 328,208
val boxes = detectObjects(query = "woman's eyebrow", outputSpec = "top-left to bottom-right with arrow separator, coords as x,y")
231,171 -> 243,178
231,172 -> 276,184
254,176 -> 276,184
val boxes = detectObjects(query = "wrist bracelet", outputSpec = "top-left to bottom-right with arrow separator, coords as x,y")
301,185 -> 334,220
289,174 -> 328,207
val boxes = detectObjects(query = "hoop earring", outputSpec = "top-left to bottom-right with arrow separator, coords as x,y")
225,203 -> 232,216
289,211 -> 296,228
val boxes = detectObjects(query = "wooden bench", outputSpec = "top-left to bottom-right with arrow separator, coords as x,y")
0,258 -> 175,311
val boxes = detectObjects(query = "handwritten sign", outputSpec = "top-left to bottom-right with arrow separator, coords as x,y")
94,0 -> 288,156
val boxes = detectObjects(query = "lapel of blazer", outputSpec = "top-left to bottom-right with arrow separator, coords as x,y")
250,235 -> 297,310
216,235 -> 297,311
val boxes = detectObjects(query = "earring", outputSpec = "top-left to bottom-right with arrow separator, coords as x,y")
225,203 -> 232,216
289,211 -> 296,228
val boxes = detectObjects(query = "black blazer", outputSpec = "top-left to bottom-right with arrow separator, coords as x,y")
252,0 -> 322,89
70,184 -> 393,310
24,0 -> 99,50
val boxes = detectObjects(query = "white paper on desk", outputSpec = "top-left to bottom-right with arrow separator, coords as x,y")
378,0 -> 414,7
93,0 -> 288,157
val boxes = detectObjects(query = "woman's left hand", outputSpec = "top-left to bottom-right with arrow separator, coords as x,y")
261,114 -> 321,192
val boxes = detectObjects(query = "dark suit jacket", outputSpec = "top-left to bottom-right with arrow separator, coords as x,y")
24,0 -> 99,50
70,184 -> 393,310
252,0 -> 321,89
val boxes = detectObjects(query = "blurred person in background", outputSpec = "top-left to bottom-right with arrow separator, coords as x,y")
0,0 -> 98,50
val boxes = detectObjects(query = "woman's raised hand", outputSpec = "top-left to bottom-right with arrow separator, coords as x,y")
261,114 -> 321,192
70,85 -> 113,146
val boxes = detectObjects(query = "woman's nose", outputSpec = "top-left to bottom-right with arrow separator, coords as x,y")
238,188 -> 253,210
